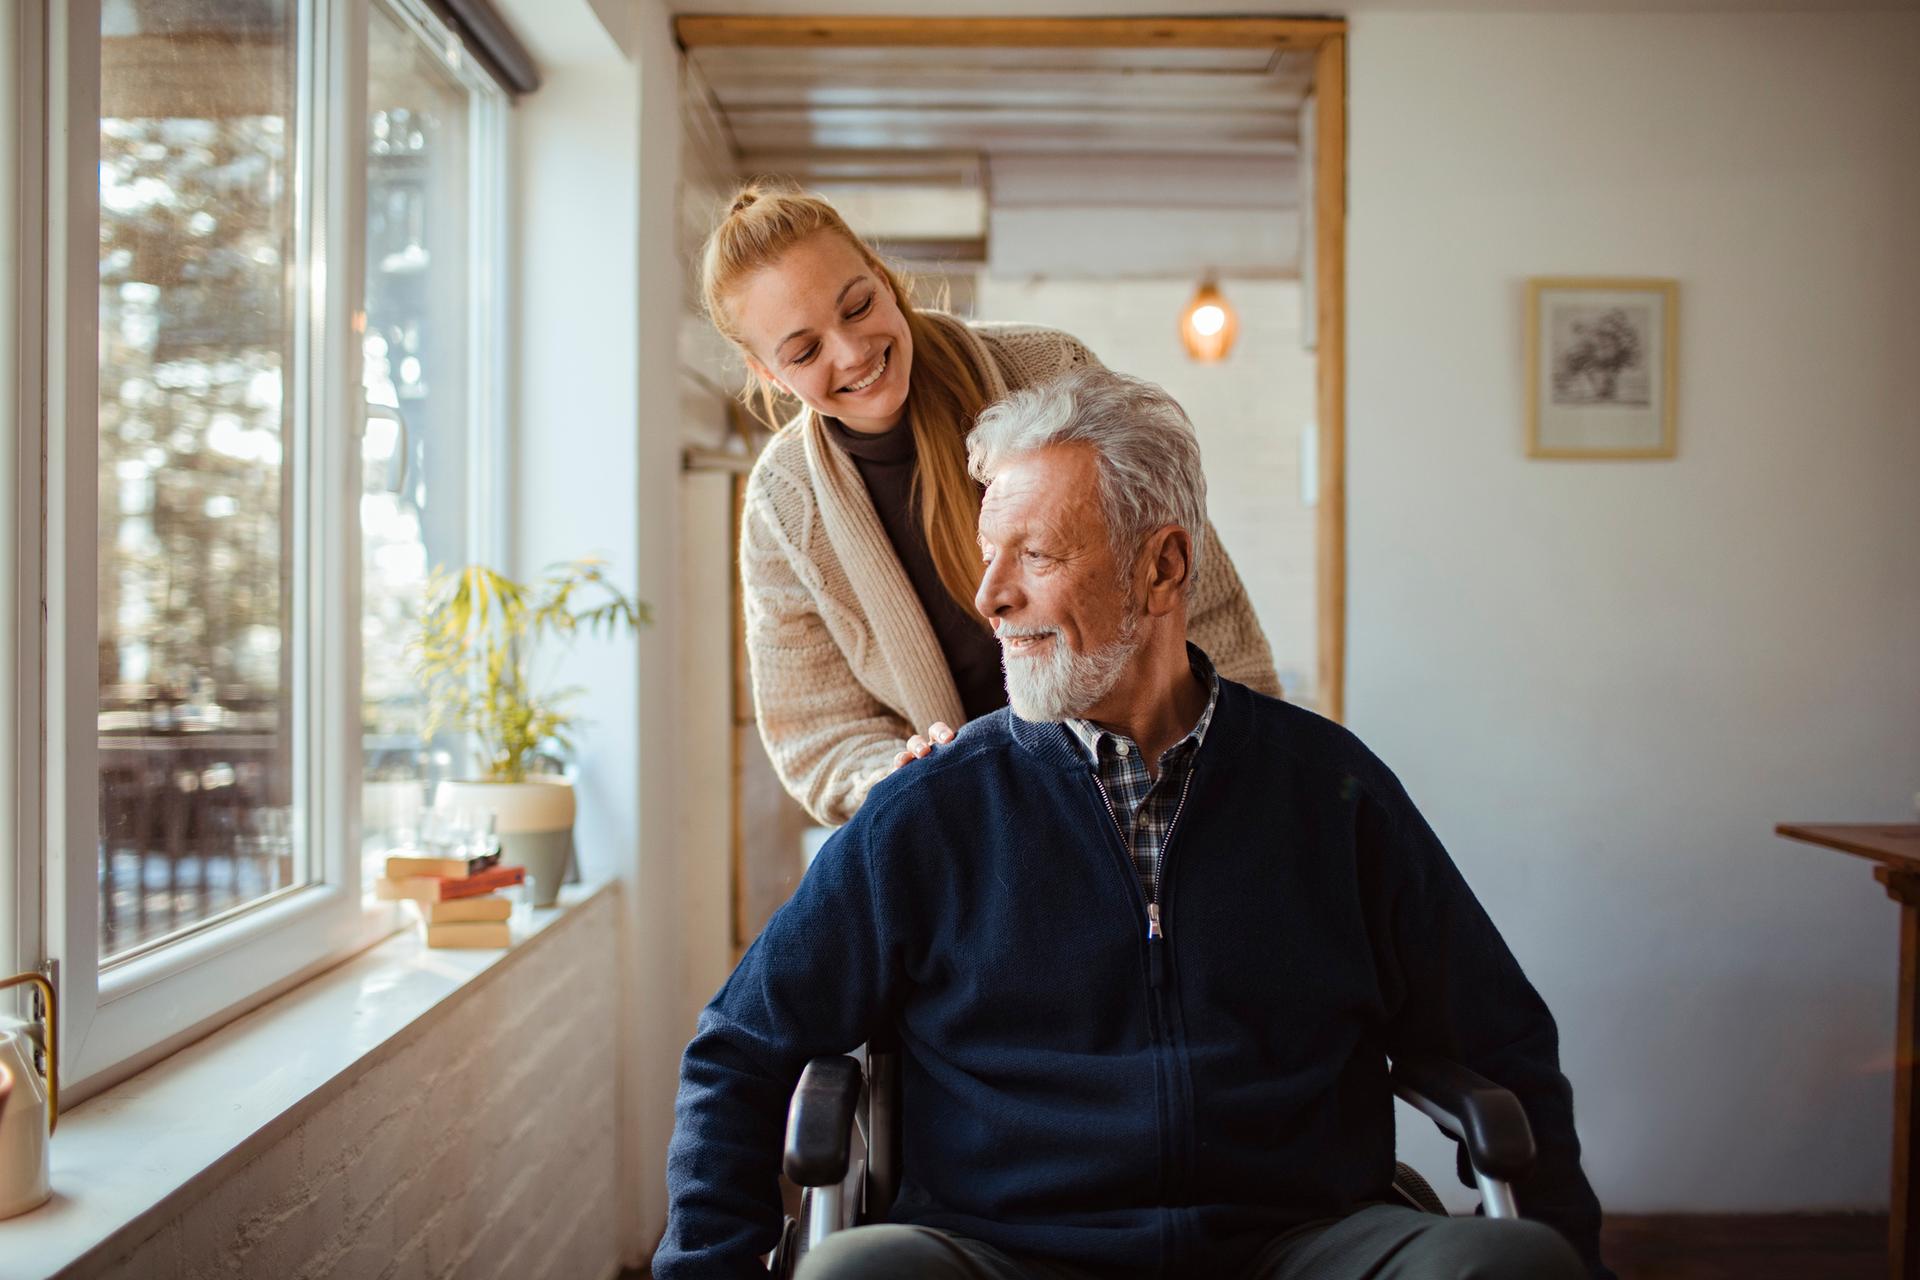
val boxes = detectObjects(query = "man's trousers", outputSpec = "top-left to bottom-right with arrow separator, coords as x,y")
793,1205 -> 1587,1280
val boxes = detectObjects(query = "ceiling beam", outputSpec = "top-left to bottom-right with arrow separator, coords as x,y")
731,127 -> 1297,158
736,149 -> 985,187
702,75 -> 1311,111
676,16 -> 1345,52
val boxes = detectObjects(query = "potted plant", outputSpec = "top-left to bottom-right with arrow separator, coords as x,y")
411,558 -> 648,906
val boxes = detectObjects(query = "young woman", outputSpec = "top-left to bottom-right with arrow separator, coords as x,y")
703,183 -> 1280,826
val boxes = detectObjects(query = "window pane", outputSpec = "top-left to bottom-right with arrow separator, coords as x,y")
97,1 -> 302,960
1,9 -> 17,972
360,3 -> 475,880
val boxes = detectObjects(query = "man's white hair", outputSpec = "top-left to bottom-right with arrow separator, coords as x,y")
967,365 -> 1208,589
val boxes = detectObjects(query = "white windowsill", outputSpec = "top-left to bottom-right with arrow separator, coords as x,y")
0,880 -> 618,1279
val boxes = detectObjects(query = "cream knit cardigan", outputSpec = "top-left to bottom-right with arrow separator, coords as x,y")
739,317 -> 1281,826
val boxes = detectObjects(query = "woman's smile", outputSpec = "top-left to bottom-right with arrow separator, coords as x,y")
840,345 -> 890,396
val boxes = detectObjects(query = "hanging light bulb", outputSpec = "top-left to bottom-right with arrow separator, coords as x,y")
1179,278 -> 1239,363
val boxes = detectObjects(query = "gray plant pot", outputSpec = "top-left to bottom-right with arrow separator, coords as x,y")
501,827 -> 573,908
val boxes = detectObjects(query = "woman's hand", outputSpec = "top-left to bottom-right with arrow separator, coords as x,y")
891,722 -> 955,772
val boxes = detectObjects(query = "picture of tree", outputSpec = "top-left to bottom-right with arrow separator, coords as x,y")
1550,305 -> 1652,406
1526,279 -> 1676,460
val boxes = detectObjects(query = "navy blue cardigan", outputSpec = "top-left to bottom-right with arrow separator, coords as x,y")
657,677 -> 1608,1279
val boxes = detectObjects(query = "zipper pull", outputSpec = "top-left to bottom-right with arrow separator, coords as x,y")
1147,903 -> 1166,989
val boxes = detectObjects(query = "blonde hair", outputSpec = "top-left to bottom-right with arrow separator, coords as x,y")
701,181 -> 988,618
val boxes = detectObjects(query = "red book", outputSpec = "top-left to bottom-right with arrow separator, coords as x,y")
375,864 -> 525,903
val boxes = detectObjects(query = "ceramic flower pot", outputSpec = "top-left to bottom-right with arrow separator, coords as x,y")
437,776 -> 575,908
0,971 -> 56,1221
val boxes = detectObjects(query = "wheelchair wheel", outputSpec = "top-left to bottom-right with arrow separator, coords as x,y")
1390,1160 -> 1449,1215
770,1211 -> 804,1276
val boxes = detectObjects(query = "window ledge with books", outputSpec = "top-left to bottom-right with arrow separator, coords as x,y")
0,879 -> 618,1278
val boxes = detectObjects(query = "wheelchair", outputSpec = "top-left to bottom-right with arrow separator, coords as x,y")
769,1037 -> 1539,1277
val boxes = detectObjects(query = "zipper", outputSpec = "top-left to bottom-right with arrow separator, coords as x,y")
1091,756 -> 1202,1220
1091,764 -> 1198,985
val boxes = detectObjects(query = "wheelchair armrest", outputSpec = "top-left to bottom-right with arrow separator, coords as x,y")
1390,1055 -> 1536,1183
783,1056 -> 864,1188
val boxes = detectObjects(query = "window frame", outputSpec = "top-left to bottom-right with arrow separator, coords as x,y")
23,0 -> 512,1101
3,0 -> 47,994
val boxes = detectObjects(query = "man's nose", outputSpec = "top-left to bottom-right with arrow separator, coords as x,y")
975,556 -> 1015,619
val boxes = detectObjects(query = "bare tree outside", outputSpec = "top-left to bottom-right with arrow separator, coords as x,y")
97,0 -> 300,957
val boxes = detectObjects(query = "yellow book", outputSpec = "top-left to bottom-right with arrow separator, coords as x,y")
411,896 -> 512,925
424,921 -> 512,949
385,853 -> 495,879
374,876 -> 441,903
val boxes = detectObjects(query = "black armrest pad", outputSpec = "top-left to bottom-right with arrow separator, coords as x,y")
1390,1055 -> 1536,1182
784,1056 -> 864,1187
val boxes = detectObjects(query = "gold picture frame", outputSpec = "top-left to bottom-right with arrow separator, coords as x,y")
1526,277 -> 1678,459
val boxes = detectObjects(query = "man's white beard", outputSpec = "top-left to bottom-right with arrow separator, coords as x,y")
999,611 -> 1142,723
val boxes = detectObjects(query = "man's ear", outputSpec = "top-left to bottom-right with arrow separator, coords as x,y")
1141,525 -> 1192,616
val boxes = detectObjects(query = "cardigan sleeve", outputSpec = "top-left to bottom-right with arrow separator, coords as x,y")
656,816 -> 908,1278
739,463 -> 915,827
1189,519 -> 1283,699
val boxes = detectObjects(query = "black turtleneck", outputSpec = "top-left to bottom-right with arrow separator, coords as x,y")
824,416 -> 1007,723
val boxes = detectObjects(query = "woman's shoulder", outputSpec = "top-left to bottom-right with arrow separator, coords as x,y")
748,407 -> 811,477
960,320 -> 1105,391
743,415 -> 817,518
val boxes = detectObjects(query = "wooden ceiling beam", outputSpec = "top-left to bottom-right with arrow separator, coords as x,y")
730,129 -> 1298,158
675,16 -> 1345,52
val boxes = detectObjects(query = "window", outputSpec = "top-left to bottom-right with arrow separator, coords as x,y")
97,0 -> 305,963
360,0 -> 507,884
1,0 -> 27,985
18,0 -> 510,1093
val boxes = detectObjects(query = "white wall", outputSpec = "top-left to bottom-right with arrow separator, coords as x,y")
676,41 -> 749,1057
503,0 -> 690,1264
985,153 -> 1302,281
975,277 -> 1320,705
1347,11 -> 1920,1212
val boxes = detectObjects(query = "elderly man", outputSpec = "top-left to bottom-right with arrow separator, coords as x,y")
657,367 -> 1611,1280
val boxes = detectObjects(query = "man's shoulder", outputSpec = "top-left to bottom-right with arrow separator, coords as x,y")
1222,678 -> 1399,790
849,709 -> 1039,824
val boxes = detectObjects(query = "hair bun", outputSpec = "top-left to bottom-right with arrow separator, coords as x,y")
730,190 -> 759,215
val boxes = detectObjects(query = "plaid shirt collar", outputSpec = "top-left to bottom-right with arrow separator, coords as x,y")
1064,647 -> 1220,771
1064,648 -> 1219,903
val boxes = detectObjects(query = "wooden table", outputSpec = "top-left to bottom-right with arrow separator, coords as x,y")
1779,823 -> 1920,1279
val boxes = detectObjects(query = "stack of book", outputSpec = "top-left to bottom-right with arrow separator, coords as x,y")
374,852 -> 525,949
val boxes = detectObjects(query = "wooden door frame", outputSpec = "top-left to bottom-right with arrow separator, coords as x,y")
677,14 -> 1349,720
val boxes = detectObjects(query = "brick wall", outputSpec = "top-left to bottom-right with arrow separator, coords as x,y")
71,894 -> 622,1280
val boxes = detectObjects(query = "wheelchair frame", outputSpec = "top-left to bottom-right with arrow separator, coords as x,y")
773,1046 -> 1538,1273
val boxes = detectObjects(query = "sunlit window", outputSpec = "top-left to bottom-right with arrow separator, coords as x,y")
96,0 -> 302,961
360,2 -> 500,883
1,0 -> 17,974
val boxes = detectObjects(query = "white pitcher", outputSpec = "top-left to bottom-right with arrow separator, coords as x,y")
0,971 -> 56,1220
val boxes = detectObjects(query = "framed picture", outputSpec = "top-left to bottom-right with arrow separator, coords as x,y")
1526,277 -> 1678,459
